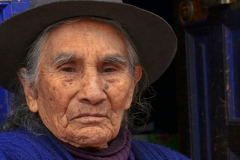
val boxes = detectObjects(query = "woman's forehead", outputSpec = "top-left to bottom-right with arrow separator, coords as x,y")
48,18 -> 125,40
41,18 -> 129,65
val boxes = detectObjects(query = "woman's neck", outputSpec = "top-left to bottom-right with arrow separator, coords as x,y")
59,127 -> 132,160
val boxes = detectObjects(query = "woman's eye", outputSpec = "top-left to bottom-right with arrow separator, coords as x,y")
61,67 -> 75,72
104,68 -> 115,72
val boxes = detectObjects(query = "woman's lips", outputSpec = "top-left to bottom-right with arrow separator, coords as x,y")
72,114 -> 106,123
78,114 -> 105,118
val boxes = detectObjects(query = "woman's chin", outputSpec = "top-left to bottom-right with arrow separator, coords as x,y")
64,126 -> 115,150
68,137 -> 109,150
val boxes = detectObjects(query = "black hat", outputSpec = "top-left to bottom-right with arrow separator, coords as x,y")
0,0 -> 177,92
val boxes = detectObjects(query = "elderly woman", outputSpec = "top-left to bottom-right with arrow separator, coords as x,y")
0,0 -> 190,159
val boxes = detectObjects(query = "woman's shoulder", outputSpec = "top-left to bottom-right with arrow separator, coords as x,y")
0,129 -> 42,159
0,128 -> 49,149
0,128 -> 73,159
0,128 -> 37,150
131,139 -> 191,160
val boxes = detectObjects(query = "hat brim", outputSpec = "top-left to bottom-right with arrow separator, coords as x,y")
0,1 -> 177,92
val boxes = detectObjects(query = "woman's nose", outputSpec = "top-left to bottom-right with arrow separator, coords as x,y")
77,72 -> 107,105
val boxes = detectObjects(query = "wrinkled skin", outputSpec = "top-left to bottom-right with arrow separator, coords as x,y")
20,19 -> 142,150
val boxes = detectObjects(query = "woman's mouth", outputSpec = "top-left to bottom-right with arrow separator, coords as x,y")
73,114 -> 106,123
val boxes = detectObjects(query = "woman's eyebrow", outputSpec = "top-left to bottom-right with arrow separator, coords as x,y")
52,53 -> 76,66
105,56 -> 127,65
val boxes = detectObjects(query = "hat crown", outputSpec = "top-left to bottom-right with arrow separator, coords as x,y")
30,0 -> 123,9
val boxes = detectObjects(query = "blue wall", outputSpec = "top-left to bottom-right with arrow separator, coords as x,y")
0,1 -> 30,126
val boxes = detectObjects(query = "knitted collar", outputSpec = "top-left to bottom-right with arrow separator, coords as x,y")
59,127 -> 132,160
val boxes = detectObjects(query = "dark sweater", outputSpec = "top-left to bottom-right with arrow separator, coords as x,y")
0,128 -> 190,160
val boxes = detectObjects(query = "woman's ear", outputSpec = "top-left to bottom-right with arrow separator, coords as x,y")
19,68 -> 39,113
133,66 -> 142,86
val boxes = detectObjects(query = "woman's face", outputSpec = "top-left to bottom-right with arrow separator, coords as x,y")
20,19 -> 142,149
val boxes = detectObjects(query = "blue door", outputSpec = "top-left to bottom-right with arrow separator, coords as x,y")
0,1 -> 30,126
177,0 -> 240,159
